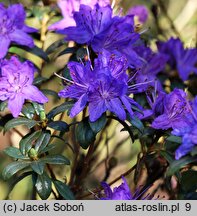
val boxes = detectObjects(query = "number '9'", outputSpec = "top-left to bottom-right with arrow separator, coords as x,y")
185,203 -> 191,211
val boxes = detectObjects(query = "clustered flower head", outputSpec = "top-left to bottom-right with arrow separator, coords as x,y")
0,56 -> 48,117
57,3 -> 142,68
54,1 -> 197,162
58,50 -> 142,122
0,3 -> 37,59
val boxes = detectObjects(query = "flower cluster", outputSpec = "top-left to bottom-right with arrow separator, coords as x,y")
53,2 -> 197,160
0,56 -> 48,117
58,50 -> 141,122
0,3 -> 36,58
56,3 -> 142,68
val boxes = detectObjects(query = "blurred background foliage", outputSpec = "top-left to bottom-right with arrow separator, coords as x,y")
0,0 -> 196,199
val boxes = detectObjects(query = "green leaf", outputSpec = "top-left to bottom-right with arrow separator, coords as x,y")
62,66 -> 72,80
2,161 -> 31,180
53,180 -> 75,200
41,89 -> 59,98
167,156 -> 197,176
89,114 -> 107,133
76,118 -> 96,149
33,76 -> 48,85
45,39 -> 66,54
131,104 -> 144,114
58,47 -> 77,57
4,117 -> 37,132
166,136 -> 182,143
129,115 -> 144,133
191,146 -> 197,156
12,45 -> 50,62
19,130 -> 41,155
76,48 -> 87,60
22,103 -> 35,119
47,101 -> 74,120
39,144 -> 56,155
35,173 -> 52,200
160,150 -> 174,164
0,101 -> 7,112
32,102 -> 45,115
34,130 -> 51,153
4,147 -> 28,159
40,155 -> 70,165
31,161 -> 45,175
47,121 -> 69,132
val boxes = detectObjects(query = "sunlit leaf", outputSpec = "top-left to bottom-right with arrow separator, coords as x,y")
2,161 -> 31,180
40,155 -> 70,165
4,117 -> 37,132
35,173 -> 52,200
4,147 -> 28,160
53,180 -> 75,200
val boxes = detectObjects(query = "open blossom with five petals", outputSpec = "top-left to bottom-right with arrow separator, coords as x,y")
151,89 -> 191,130
48,0 -> 110,30
0,56 -> 48,117
58,51 -> 142,122
0,3 -> 37,59
157,38 -> 197,81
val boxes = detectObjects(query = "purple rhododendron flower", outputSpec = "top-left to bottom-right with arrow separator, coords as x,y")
49,0 -> 110,30
58,50 -> 142,122
151,89 -> 191,130
136,90 -> 166,120
101,177 -> 132,200
58,4 -> 142,68
172,97 -> 197,159
132,45 -> 168,92
100,177 -> 153,200
127,5 -> 149,23
0,56 -> 48,117
0,3 -> 37,59
157,38 -> 197,81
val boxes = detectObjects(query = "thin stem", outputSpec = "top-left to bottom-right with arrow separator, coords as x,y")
79,142 -> 95,180
13,128 -> 24,137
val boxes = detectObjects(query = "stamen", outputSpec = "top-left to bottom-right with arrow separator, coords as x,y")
139,27 -> 149,35
133,184 -> 153,200
128,70 -> 138,82
87,189 -> 100,200
128,80 -> 155,89
54,72 -> 87,88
